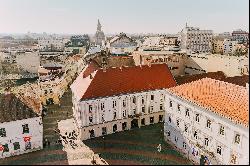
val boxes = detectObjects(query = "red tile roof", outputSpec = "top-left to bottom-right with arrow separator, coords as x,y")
169,78 -> 249,127
75,64 -> 176,100
175,71 -> 249,87
82,60 -> 101,78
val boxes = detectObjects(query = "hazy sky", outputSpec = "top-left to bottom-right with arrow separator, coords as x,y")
0,0 -> 249,34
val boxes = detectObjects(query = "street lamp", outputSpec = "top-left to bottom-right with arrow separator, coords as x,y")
103,136 -> 105,149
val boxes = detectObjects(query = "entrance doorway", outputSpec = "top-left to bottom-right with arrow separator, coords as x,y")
131,119 -> 139,129
89,129 -> 95,138
113,124 -> 117,132
122,122 -> 127,130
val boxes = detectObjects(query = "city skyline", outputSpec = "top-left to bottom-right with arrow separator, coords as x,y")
0,0 -> 249,34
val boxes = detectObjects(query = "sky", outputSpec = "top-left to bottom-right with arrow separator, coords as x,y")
0,0 -> 249,34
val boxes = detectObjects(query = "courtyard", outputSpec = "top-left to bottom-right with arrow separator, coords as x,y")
83,123 -> 192,165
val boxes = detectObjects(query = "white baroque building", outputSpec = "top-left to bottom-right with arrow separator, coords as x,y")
164,78 -> 249,165
0,93 -> 43,158
179,24 -> 213,53
70,63 -> 177,140
107,33 -> 137,55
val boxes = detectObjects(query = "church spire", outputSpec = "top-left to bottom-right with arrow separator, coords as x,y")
97,19 -> 102,31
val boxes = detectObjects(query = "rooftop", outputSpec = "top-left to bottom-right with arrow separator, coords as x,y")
169,78 -> 249,127
0,93 -> 39,123
71,64 -> 177,101
175,71 -> 249,87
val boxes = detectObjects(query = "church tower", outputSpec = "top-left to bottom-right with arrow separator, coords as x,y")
94,19 -> 105,46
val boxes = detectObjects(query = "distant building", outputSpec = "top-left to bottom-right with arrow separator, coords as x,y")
232,29 -> 249,44
164,78 -> 249,165
94,20 -> 105,46
179,24 -> 213,53
107,32 -> 137,55
212,39 -> 224,54
0,92 -> 43,158
71,64 -> 176,140
38,37 -> 66,51
65,35 -> 90,55
223,39 -> 238,55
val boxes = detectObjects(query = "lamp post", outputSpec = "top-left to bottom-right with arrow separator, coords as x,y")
103,136 -> 105,149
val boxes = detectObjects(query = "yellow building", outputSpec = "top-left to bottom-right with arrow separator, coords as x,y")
212,39 -> 224,54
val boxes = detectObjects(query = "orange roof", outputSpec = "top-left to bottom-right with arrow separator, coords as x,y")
169,78 -> 249,127
72,64 -> 177,101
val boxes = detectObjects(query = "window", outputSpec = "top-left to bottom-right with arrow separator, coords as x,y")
169,100 -> 172,108
183,142 -> 187,149
3,144 -> 9,152
89,105 -> 92,113
122,122 -> 127,130
44,90 -> 47,95
159,115 -> 163,122
113,112 -> 117,120
217,146 -> 222,155
149,106 -> 153,113
219,126 -> 225,135
230,154 -> 237,164
185,108 -> 190,117
177,104 -> 181,111
160,94 -> 164,102
22,124 -> 29,134
175,136 -> 178,143
205,138 -> 209,146
169,117 -> 171,123
101,114 -> 105,122
132,97 -> 136,104
123,100 -> 126,107
207,120 -> 211,128
101,103 -> 105,110
142,107 -> 145,113
113,101 -> 116,108
113,124 -> 117,132
160,104 -> 163,110
151,95 -> 154,101
0,128 -> 6,137
89,116 -> 93,123
176,119 -> 180,127
142,98 -> 144,104
13,142 -> 20,150
184,124 -> 188,132
235,134 -> 240,144
102,127 -> 107,135
194,131 -> 198,139
123,110 -> 126,117
49,89 -> 53,93
195,114 -> 200,122
150,117 -> 154,124
167,131 -> 170,136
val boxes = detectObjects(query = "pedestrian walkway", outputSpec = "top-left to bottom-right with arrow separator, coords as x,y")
57,118 -> 108,165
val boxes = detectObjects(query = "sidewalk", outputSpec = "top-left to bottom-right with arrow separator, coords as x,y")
57,118 -> 108,165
